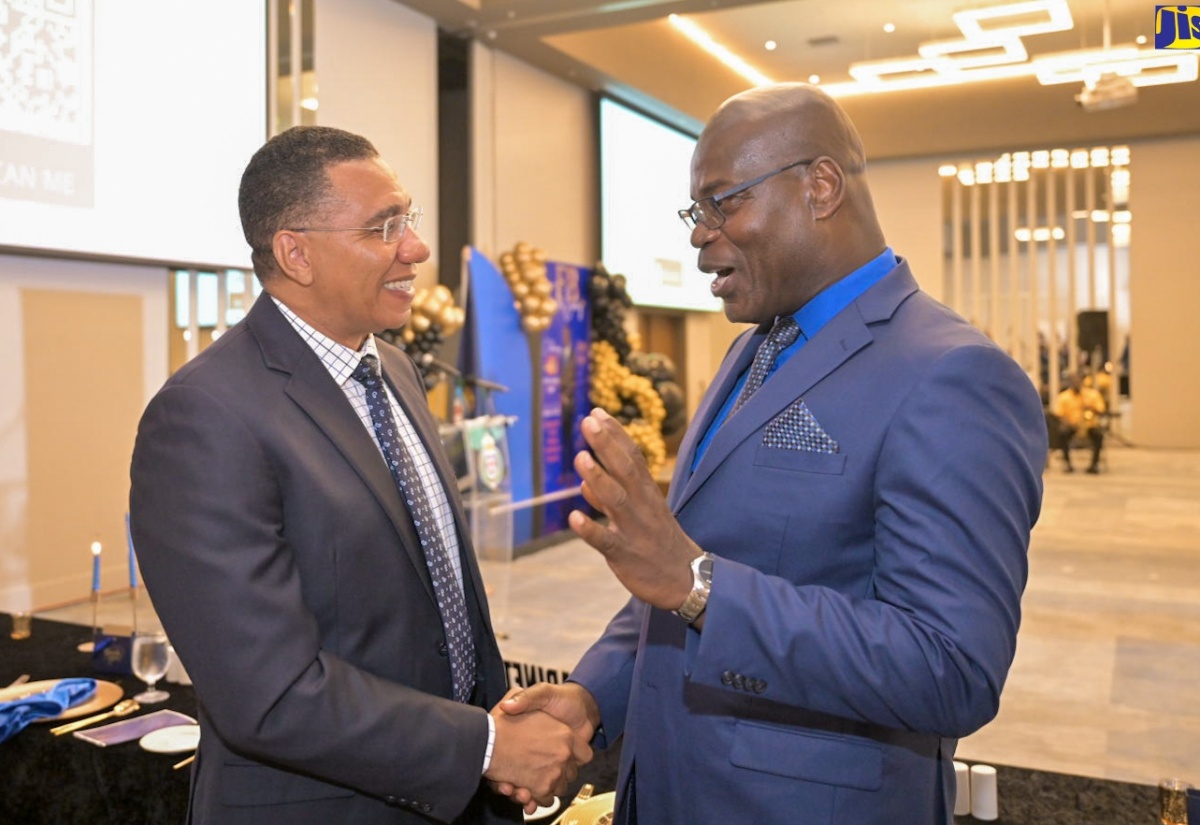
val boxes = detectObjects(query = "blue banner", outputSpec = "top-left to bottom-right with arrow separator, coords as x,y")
541,262 -> 591,533
461,248 -> 591,545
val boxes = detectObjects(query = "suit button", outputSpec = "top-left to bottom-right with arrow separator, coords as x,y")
437,641 -> 448,657
732,673 -> 745,690
721,670 -> 735,686
420,802 -> 433,812
752,679 -> 767,694
385,796 -> 399,807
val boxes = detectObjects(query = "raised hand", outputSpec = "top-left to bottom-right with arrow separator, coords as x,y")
569,407 -> 703,611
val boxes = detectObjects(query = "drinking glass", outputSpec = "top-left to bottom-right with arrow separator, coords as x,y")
1160,778 -> 1193,825
131,631 -> 171,703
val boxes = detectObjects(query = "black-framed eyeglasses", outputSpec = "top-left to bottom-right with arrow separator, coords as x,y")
678,160 -> 815,231
290,206 -> 423,243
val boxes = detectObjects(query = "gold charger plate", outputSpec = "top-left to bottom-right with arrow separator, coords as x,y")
0,678 -> 124,723
555,792 -> 616,825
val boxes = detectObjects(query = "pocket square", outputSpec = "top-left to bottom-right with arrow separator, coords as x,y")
763,400 -> 839,454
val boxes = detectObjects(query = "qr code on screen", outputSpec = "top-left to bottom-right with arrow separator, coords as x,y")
0,0 -> 91,145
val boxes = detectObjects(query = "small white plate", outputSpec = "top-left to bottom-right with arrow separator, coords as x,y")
139,724 -> 200,754
524,796 -> 561,822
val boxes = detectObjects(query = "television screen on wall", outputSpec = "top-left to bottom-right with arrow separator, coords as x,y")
0,0 -> 267,269
599,97 -> 720,313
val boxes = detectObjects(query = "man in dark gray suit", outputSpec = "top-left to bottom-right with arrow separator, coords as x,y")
130,126 -> 590,824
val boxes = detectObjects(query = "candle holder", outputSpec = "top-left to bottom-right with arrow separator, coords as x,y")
76,590 -> 99,652
129,584 -> 139,636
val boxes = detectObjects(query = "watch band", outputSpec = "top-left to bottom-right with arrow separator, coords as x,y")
675,552 -> 714,625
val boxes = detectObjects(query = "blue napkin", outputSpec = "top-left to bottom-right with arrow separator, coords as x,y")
0,678 -> 97,744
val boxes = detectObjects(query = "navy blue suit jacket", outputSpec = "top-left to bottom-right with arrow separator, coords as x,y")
570,260 -> 1047,824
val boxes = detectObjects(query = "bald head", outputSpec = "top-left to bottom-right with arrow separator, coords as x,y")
701,83 -> 867,177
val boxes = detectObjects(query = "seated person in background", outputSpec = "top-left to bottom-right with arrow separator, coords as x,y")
1052,372 -> 1106,473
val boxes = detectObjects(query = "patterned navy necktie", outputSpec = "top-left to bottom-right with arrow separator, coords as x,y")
353,355 -> 476,703
732,315 -> 801,415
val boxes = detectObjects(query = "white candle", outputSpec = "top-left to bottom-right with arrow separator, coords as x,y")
970,764 -> 999,821
953,760 -> 971,816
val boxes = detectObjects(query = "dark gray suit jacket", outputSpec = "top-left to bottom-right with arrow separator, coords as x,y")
130,294 -> 518,824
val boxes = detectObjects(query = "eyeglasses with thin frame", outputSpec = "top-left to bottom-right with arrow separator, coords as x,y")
678,160 -> 815,231
290,206 -> 423,243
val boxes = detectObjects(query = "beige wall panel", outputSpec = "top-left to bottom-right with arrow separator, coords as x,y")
1127,136 -> 1200,448
488,49 -> 599,267
22,290 -> 144,605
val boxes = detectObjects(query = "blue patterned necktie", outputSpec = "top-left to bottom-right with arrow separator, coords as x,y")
732,315 -> 801,415
353,355 -> 476,703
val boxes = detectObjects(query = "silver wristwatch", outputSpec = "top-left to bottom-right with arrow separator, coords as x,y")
675,552 -> 715,625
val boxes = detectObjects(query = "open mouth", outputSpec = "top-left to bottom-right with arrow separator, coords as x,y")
383,279 -> 415,294
710,267 -> 734,297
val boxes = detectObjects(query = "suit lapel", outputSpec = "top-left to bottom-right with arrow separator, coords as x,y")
669,327 -> 758,510
247,297 -> 439,605
671,262 -> 919,513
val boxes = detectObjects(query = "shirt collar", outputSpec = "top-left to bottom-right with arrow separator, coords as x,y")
271,296 -> 379,387
791,247 -> 897,339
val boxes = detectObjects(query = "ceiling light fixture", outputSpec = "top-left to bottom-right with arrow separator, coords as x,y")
833,0 -> 1194,98
670,1 -> 1196,100
668,14 -> 773,86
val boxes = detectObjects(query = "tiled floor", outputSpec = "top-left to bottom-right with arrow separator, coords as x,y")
42,441 -> 1200,788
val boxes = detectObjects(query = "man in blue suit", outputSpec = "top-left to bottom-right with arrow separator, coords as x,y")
497,84 -> 1047,822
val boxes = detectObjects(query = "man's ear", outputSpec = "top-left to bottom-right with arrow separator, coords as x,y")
272,231 -> 315,287
805,157 -> 846,221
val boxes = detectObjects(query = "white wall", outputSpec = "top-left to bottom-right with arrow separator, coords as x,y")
316,0 -> 441,286
868,156 -> 945,302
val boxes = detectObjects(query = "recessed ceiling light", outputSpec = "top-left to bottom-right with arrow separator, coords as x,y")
1135,35 -> 1147,44
808,74 -> 820,83
883,22 -> 896,33
765,40 -> 777,51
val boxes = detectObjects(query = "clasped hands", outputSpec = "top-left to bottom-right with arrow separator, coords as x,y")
486,682 -> 599,813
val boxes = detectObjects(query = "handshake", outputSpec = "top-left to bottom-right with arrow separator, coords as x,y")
485,681 -> 601,814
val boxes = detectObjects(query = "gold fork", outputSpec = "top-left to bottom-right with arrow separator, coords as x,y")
51,698 -> 140,735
